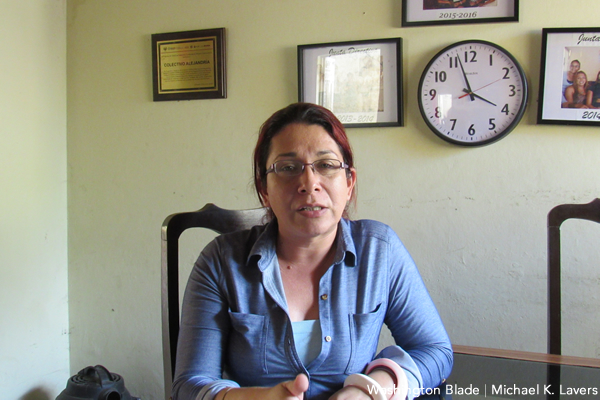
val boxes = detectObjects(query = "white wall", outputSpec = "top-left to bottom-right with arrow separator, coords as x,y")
66,1 -> 600,399
0,1 -> 69,399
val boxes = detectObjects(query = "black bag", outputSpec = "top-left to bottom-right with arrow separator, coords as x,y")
56,365 -> 139,400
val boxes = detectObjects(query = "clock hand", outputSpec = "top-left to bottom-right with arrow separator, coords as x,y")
459,78 -> 504,99
462,89 -> 497,106
457,56 -> 475,101
471,78 -> 503,93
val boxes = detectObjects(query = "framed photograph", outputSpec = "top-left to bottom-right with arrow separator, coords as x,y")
152,28 -> 226,101
298,38 -> 402,128
538,28 -> 600,126
402,0 -> 518,27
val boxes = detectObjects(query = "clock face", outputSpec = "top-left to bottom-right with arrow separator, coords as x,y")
418,40 -> 528,146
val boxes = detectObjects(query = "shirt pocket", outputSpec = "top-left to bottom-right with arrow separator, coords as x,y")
345,303 -> 385,373
228,311 -> 269,374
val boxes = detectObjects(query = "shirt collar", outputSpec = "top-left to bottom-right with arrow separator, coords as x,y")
335,218 -> 357,267
247,218 -> 357,270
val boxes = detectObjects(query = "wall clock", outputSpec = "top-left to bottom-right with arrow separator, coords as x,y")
418,40 -> 528,146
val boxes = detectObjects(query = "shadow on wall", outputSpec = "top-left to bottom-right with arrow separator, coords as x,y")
20,388 -> 52,400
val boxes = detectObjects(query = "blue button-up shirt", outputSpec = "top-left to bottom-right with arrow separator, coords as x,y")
173,218 -> 453,400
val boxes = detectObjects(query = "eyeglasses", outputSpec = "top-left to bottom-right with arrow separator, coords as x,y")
265,159 -> 349,178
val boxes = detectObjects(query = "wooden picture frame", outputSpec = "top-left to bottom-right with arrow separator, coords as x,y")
152,28 -> 226,101
538,27 -> 600,126
402,0 -> 518,27
298,38 -> 403,128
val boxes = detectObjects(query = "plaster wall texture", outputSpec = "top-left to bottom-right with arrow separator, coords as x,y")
0,1 -> 69,399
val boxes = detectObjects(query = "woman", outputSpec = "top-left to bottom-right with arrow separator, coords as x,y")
173,103 -> 453,400
586,71 -> 600,108
562,70 -> 589,109
562,60 -> 580,103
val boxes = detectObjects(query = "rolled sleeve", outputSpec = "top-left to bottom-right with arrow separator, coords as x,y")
194,379 -> 240,400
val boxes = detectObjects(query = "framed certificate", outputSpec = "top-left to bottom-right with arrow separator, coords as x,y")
298,38 -> 403,128
402,0 -> 518,27
538,27 -> 600,126
152,28 -> 226,101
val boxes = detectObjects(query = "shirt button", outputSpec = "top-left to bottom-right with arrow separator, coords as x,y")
325,335 -> 332,342
320,294 -> 328,300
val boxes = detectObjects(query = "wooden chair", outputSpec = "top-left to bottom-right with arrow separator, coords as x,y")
161,203 -> 267,400
547,198 -> 600,355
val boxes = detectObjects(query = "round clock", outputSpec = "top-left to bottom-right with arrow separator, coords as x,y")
418,40 -> 528,146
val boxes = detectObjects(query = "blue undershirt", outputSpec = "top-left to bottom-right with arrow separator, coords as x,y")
291,320 -> 322,366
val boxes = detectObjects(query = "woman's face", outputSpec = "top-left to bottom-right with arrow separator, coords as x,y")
576,72 -> 587,87
261,123 -> 356,243
570,61 -> 580,73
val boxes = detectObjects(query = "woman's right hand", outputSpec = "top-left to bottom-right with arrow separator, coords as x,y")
274,373 -> 310,399
218,374 -> 309,400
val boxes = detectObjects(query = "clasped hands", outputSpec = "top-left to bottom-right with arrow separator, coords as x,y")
270,374 -> 379,400
218,369 -> 395,400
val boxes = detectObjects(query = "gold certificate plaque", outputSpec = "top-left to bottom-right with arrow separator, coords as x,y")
152,28 -> 226,101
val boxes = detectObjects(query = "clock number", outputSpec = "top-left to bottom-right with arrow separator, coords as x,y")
488,118 -> 496,130
435,71 -> 447,82
429,89 -> 437,100
434,107 -> 441,118
501,104 -> 509,115
450,119 -> 457,130
468,124 -> 476,136
464,50 -> 477,63
509,85 -> 516,97
502,67 -> 510,79
449,56 -> 458,69
489,54 -> 493,66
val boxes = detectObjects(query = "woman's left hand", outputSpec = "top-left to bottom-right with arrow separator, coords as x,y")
328,385 -> 373,400
329,369 -> 395,400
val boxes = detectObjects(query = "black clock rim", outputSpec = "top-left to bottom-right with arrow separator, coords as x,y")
417,39 -> 529,147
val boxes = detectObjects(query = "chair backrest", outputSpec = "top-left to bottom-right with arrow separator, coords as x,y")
160,203 -> 267,400
547,198 -> 600,355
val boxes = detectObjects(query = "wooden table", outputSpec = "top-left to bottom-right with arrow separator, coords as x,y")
418,345 -> 600,399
